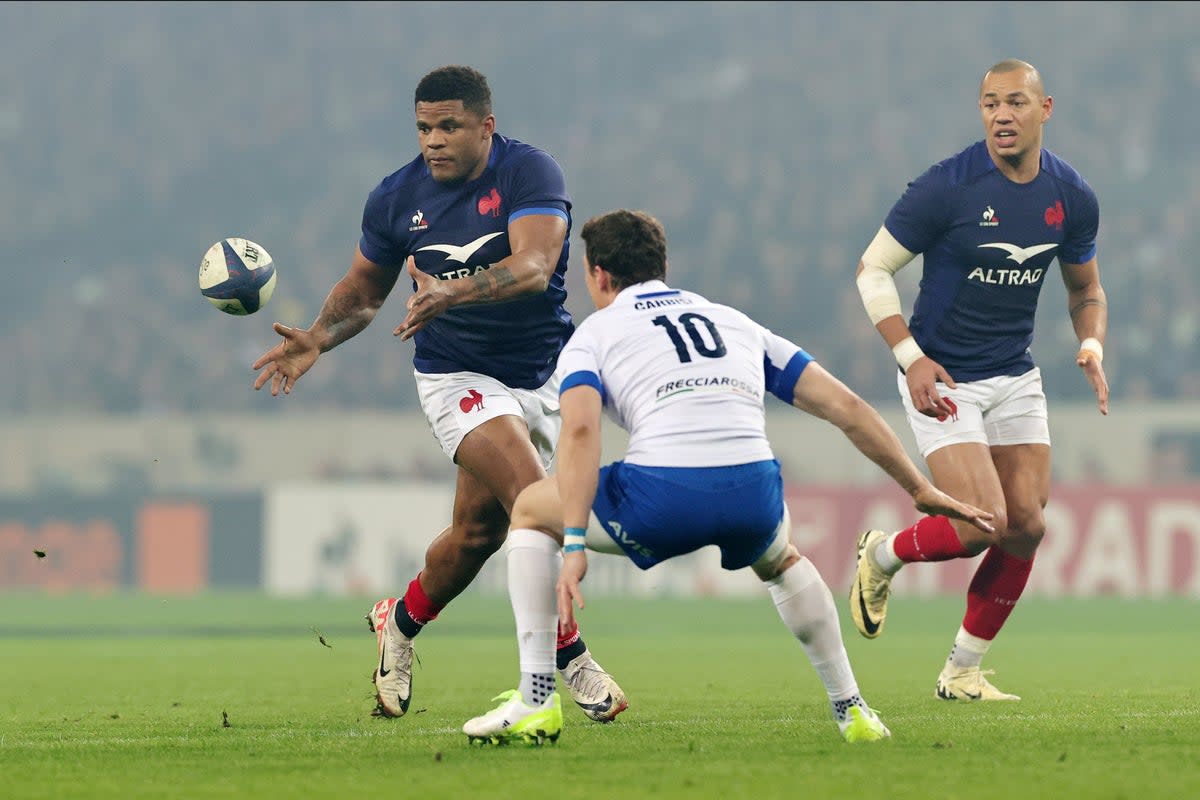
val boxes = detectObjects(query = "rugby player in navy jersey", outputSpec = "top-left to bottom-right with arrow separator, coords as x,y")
251,65 -> 626,721
461,209 -> 995,746
850,59 -> 1110,701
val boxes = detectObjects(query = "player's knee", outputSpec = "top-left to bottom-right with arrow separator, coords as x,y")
956,503 -> 1009,556
509,486 -> 537,530
753,542 -> 800,581
750,508 -> 797,581
996,508 -> 1044,550
509,477 -> 559,533
454,513 -> 509,559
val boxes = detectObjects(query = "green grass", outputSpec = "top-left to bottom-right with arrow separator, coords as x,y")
1,592 -> 1197,799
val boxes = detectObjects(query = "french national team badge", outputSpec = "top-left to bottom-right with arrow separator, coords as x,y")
1044,201 -> 1064,230
477,188 -> 502,217
936,397 -> 959,423
458,389 -> 484,413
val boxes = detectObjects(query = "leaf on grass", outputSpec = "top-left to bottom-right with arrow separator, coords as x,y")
222,710 -> 231,728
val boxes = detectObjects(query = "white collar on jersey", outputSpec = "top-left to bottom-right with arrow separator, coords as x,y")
616,279 -> 675,303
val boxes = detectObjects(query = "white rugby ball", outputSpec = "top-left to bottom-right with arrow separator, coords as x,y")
199,237 -> 277,315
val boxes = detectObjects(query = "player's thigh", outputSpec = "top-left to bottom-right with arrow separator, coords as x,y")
900,370 -> 1009,547
509,475 -> 564,536
925,441 -> 1008,551
443,462 -> 509,550
990,443 -> 1050,557
981,368 -> 1051,552
414,370 -> 555,471
990,444 -> 1050,510
415,371 -> 547,506
455,415 -> 548,515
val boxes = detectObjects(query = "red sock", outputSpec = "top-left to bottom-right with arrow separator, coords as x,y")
401,573 -> 443,626
892,516 -> 969,563
557,620 -> 580,650
962,547 -> 1034,640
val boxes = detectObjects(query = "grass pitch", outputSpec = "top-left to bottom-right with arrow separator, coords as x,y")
1,592 -> 1196,800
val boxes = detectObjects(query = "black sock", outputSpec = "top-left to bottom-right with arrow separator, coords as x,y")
392,599 -> 423,639
556,637 -> 586,670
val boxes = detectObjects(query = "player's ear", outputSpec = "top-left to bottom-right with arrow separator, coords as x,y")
593,265 -> 613,293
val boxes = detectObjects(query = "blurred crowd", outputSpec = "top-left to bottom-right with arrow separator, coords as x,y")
1,2 -> 1197,416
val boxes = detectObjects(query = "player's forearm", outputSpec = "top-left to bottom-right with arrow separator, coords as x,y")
311,279 -> 382,352
832,398 -> 929,497
1067,285 -> 1108,344
445,252 -> 552,307
856,252 -> 924,368
874,315 -> 915,350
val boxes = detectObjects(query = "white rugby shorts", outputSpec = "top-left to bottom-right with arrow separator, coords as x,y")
415,370 -> 561,468
897,366 -> 1051,458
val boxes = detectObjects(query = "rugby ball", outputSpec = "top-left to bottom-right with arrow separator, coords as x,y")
199,238 -> 277,315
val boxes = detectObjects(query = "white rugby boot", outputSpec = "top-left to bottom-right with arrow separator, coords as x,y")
365,597 -> 414,717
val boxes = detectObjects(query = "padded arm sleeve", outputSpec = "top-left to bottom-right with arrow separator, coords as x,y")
855,226 -> 918,325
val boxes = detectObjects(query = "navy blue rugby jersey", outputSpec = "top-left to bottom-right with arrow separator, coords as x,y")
884,140 -> 1098,381
359,133 -> 574,389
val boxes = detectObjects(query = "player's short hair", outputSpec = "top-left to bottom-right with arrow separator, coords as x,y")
981,58 -> 1045,99
580,209 -> 667,291
414,65 -> 493,117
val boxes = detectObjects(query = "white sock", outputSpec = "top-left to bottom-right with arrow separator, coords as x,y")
506,528 -> 560,695
766,558 -> 860,703
948,625 -> 991,669
874,533 -> 904,574
520,672 -> 556,706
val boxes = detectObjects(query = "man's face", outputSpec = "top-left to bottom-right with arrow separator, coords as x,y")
978,69 -> 1052,162
415,100 -> 494,184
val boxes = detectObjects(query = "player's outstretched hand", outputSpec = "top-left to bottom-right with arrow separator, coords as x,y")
905,356 -> 959,421
556,551 -> 589,633
394,256 -> 454,342
912,484 -> 996,535
1076,348 -> 1109,416
252,323 -> 321,396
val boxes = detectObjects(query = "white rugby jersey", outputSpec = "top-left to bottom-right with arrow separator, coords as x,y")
556,280 -> 813,467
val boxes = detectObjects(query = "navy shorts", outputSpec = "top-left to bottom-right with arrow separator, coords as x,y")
591,459 -> 785,571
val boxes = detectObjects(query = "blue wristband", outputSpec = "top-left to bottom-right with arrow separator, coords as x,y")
563,526 -> 586,554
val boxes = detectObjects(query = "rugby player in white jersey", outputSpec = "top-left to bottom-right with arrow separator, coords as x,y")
850,59 -> 1109,701
461,209 -> 996,745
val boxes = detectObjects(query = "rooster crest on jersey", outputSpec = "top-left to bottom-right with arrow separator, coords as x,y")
198,238 -> 277,315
